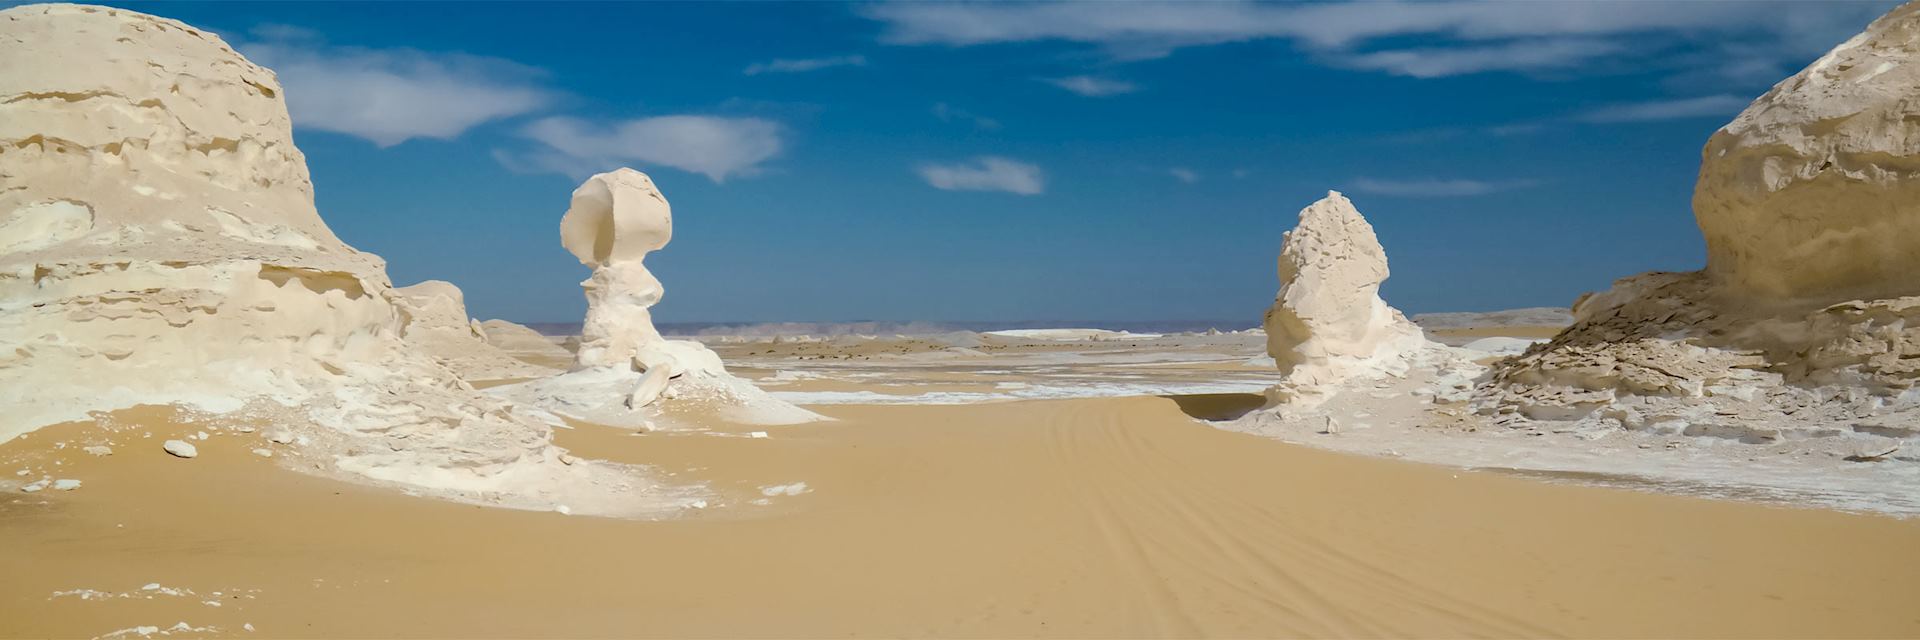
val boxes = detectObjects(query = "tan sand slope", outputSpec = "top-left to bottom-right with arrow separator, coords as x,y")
3,397 -> 1917,638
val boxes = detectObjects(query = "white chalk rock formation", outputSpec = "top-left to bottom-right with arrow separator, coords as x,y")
392,280 -> 557,380
1260,192 -> 1433,405
1483,4 -> 1920,451
560,169 -> 727,385
0,4 -> 670,516
1695,0 -> 1920,303
478,319 -> 574,367
493,169 -> 820,428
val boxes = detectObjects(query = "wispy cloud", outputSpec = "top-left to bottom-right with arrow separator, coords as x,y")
1347,177 -> 1537,198
1169,168 -> 1200,184
512,116 -> 784,182
1337,39 -> 1623,78
932,103 -> 1002,130
1042,75 -> 1139,97
1575,94 -> 1751,123
917,156 -> 1045,195
861,1 -> 1890,80
241,26 -> 552,147
743,54 -> 868,75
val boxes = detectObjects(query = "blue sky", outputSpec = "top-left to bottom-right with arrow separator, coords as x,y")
101,1 -> 1898,323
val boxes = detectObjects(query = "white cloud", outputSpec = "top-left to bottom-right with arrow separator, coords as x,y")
1042,75 -> 1139,97
743,54 -> 868,75
514,116 -> 784,183
241,29 -> 552,147
1348,177 -> 1536,197
917,156 -> 1045,195
1575,95 -> 1752,123
1169,168 -> 1200,184
862,1 -> 1883,50
1337,39 -> 1623,78
932,103 -> 1002,130
861,1 -> 1891,79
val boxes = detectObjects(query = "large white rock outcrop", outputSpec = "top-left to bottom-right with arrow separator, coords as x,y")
493,169 -> 819,428
0,4 -> 665,515
392,280 -> 558,380
1261,192 -> 1431,405
1695,0 -> 1920,303
1483,3 -> 1920,451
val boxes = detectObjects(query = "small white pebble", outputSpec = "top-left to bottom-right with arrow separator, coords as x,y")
554,504 -> 572,515
250,448 -> 273,458
21,480 -> 47,493
52,479 -> 81,491
244,623 -> 255,632
84,446 -> 113,457
749,431 -> 769,439
162,440 -> 198,459
142,583 -> 161,591
195,431 -> 209,441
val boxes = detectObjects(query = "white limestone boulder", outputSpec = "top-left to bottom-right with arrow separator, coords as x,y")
493,169 -> 821,428
1261,192 -> 1433,405
0,4 -> 665,517
1695,1 -> 1920,303
393,280 -> 558,380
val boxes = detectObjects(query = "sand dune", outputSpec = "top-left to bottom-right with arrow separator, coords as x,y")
4,397 -> 1917,638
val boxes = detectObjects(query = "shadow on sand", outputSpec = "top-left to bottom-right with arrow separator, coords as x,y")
1163,393 -> 1265,422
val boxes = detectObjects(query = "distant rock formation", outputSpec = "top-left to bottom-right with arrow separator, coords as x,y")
0,4 -> 651,515
478,319 -> 574,367
493,169 -> 820,428
1482,3 -> 1920,450
1411,307 -> 1573,331
392,280 -> 558,380
1260,192 -> 1430,405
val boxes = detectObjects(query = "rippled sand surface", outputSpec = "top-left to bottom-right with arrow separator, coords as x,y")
4,397 -> 1918,638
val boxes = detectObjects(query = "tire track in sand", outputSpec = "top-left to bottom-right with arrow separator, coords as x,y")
1045,398 -> 1559,638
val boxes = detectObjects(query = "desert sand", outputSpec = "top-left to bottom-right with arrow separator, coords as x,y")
7,1 -> 1920,638
5,395 -> 1920,639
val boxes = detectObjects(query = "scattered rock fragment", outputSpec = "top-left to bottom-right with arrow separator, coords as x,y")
162,440 -> 198,459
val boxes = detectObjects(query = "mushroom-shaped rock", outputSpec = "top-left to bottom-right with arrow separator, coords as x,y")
1262,192 -> 1427,404
560,169 -> 709,373
488,168 -> 820,429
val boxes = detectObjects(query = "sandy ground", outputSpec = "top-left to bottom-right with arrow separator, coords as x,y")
4,395 -> 1920,638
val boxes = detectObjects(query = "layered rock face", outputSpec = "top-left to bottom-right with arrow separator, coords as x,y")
0,4 -> 647,514
1695,0 -> 1920,303
0,3 -> 383,434
392,280 -> 558,380
1483,4 -> 1920,449
493,169 -> 818,428
1261,192 -> 1429,405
